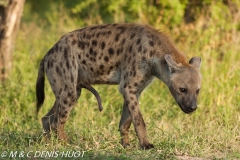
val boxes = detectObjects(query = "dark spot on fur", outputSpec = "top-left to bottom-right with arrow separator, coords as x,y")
82,60 -> 86,64
55,44 -> 59,53
133,71 -> 136,77
90,26 -> 98,30
130,33 -> 136,39
90,57 -> 96,62
142,56 -> 146,61
104,56 -> 109,62
121,38 -> 126,45
129,46 -> 132,53
86,34 -> 92,39
124,72 -> 129,79
66,60 -> 70,69
61,114 -> 66,118
150,50 -> 155,56
115,33 -> 121,42
72,39 -> 77,45
136,38 -> 141,45
56,66 -> 62,76
143,49 -> 147,54
48,47 -> 54,55
124,83 -> 127,88
138,45 -> 142,52
116,48 -> 120,55
100,25 -> 106,29
63,100 -> 68,105
71,75 -> 74,82
97,32 -> 101,38
115,61 -> 120,68
107,30 -> 112,35
68,92 -> 73,98
132,65 -> 136,72
64,48 -> 68,59
90,67 -> 94,72
132,52 -> 136,58
101,42 -> 105,50
125,100 -> 130,106
92,40 -> 97,46
108,48 -> 114,55
134,83 -> 138,87
78,41 -> 85,50
50,61 -> 53,68
47,61 -> 50,69
78,54 -> 81,60
117,26 -> 126,31
149,41 -> 154,47
100,65 -> 104,70
83,33 -> 86,39
89,47 -> 94,55
131,105 -> 135,111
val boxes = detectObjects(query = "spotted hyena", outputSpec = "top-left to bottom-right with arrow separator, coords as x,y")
36,23 -> 201,149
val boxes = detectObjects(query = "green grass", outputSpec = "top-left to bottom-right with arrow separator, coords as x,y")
1,9 -> 240,160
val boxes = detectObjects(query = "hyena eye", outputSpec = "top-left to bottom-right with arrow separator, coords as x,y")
179,88 -> 187,93
196,89 -> 200,95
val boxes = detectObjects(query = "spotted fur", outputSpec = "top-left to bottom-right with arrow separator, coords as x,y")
36,23 -> 202,149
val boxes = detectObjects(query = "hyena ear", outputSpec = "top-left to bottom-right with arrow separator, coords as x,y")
165,54 -> 179,73
189,57 -> 201,70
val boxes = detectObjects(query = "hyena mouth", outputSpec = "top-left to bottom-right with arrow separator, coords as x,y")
178,103 -> 196,114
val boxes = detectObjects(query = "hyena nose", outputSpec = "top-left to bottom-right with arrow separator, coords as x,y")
189,105 -> 197,112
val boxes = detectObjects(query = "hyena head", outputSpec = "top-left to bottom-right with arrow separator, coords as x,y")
165,55 -> 202,114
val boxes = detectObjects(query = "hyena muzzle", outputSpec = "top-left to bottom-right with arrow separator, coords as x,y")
36,23 -> 202,149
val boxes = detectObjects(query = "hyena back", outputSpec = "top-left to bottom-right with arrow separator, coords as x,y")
36,23 -> 202,149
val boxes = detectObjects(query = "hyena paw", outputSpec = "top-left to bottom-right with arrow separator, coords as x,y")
121,141 -> 130,148
141,143 -> 154,150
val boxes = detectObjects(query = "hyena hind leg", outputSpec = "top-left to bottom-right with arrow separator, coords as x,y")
41,100 -> 58,140
119,100 -> 132,147
42,87 -> 80,142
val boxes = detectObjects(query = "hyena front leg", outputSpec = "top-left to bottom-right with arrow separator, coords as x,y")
119,78 -> 154,149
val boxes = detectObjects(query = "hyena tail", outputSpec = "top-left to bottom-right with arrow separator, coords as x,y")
82,84 -> 103,111
36,59 -> 45,114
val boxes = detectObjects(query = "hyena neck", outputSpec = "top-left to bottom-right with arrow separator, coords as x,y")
151,49 -> 188,87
